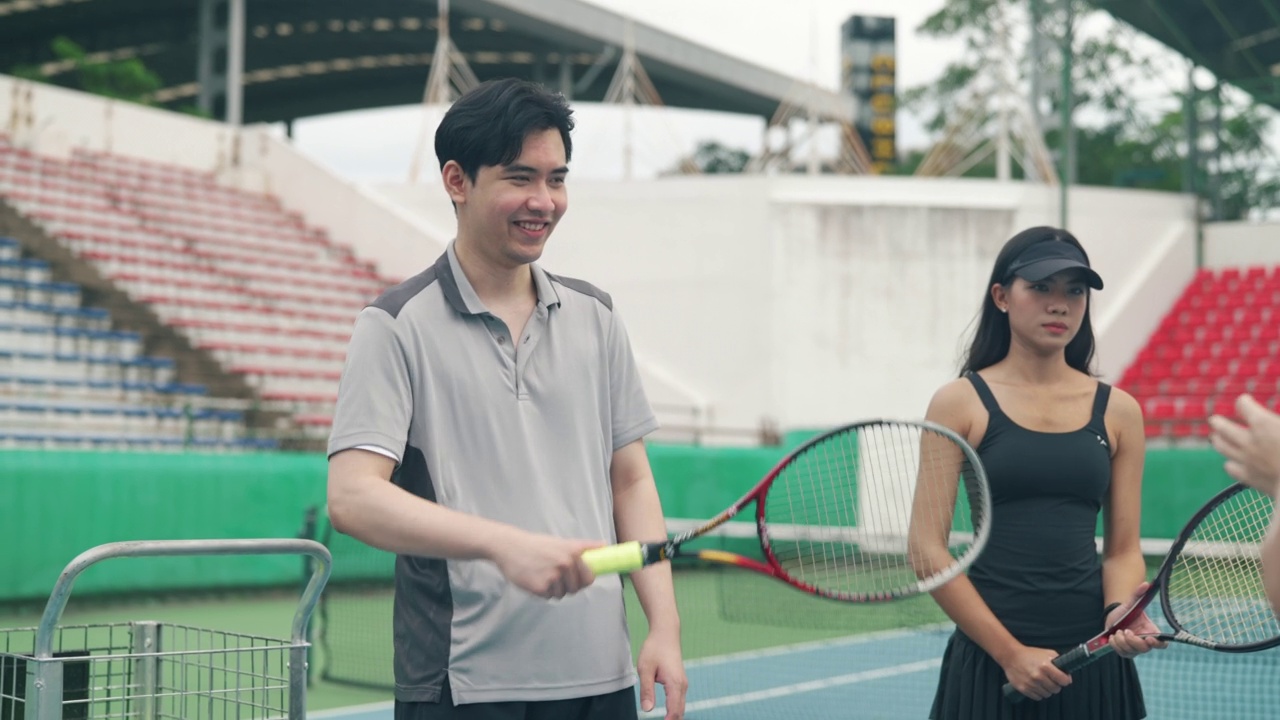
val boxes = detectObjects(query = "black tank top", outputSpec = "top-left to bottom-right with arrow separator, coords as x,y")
965,372 -> 1114,646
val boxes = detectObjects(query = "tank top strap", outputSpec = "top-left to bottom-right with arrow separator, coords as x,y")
1090,381 -> 1112,428
965,372 -> 1002,415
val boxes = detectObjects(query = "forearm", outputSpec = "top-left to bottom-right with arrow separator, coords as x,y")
930,576 -> 1023,665
328,469 -> 518,561
1102,550 -> 1149,607
613,476 -> 680,636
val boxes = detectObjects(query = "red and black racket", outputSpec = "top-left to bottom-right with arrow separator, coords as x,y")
583,419 -> 993,602
1005,482 -> 1280,703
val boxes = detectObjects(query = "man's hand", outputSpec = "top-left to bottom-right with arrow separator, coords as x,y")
489,532 -> 601,599
636,629 -> 686,720
1209,395 -> 1280,498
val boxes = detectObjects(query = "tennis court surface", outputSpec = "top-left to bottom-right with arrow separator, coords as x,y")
311,541 -> 1280,720
310,624 -> 1279,720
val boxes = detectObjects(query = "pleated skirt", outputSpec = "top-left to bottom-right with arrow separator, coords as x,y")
929,631 -> 1146,720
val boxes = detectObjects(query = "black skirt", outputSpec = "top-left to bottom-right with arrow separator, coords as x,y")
929,631 -> 1146,720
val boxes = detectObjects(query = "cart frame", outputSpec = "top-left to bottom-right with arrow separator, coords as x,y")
0,539 -> 331,720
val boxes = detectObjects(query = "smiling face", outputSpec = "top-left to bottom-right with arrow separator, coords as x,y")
445,127 -> 569,270
992,269 -> 1091,352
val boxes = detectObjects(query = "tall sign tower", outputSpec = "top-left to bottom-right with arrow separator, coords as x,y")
841,15 -> 897,175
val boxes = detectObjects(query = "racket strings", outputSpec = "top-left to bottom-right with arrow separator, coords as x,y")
762,423 -> 986,599
1166,488 -> 1280,646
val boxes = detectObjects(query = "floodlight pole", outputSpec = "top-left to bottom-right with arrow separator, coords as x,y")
1029,0 -> 1044,136
226,0 -> 245,127
1058,0 -> 1074,229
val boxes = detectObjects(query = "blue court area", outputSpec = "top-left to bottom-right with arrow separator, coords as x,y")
308,629 -> 949,720
309,624 -> 1280,720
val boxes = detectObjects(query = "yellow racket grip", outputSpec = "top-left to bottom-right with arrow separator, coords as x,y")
582,541 -> 645,575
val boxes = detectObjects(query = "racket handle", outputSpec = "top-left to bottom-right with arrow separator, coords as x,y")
582,541 -> 646,575
1001,643 -> 1103,704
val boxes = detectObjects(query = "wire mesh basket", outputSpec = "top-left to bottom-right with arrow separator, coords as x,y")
0,539 -> 331,720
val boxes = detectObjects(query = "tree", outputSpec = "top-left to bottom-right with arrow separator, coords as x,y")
670,140 -> 751,175
12,36 -> 162,105
903,0 -> 1280,220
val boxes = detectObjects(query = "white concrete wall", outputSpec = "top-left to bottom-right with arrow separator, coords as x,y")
0,73 -> 1205,437
1064,187 -> 1197,383
236,130 -> 449,281
1203,221 -> 1280,268
0,75 -> 234,169
371,176 -> 1195,434
537,176 -> 780,434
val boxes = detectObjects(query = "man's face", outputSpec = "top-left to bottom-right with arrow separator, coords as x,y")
451,128 -> 568,269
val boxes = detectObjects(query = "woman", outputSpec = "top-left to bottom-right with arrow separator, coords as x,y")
922,226 -> 1163,719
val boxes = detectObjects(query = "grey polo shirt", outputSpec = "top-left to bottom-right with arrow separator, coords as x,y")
327,241 -> 658,705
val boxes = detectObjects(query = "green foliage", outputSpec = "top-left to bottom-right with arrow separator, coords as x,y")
674,140 -> 751,175
904,0 -> 1280,220
10,36 -> 163,106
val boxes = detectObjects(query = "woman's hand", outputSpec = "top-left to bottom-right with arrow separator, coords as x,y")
999,644 -> 1073,701
1106,582 -> 1169,658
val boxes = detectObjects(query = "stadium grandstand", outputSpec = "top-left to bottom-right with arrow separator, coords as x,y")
1,1 -> 1279,719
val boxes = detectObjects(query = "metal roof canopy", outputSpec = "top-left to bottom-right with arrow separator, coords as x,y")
1090,0 -> 1280,109
0,0 -> 853,125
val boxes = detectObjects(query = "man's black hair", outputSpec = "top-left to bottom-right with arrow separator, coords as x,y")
435,78 -> 574,181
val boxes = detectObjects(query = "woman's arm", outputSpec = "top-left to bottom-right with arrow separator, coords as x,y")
919,379 -> 1073,701
1101,389 -> 1165,657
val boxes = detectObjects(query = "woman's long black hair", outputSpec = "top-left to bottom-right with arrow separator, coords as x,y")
959,226 -> 1098,376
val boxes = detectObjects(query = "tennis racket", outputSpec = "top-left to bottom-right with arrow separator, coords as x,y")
582,419 -> 993,602
1004,482 -> 1280,703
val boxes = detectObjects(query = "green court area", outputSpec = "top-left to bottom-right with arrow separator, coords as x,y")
0,591 -> 391,712
0,561 -> 949,714
316,561 -> 949,692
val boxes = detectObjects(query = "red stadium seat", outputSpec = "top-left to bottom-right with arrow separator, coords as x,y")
1216,378 -> 1251,398
1232,358 -> 1264,378
1208,398 -> 1237,419
1144,398 -> 1178,421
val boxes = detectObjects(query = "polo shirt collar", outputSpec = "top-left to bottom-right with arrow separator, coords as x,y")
439,240 -> 562,316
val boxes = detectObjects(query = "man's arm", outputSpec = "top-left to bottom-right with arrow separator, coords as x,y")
610,440 -> 686,720
328,448 -> 600,599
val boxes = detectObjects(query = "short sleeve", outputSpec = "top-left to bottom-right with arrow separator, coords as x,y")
607,310 -> 659,450
327,307 -> 414,461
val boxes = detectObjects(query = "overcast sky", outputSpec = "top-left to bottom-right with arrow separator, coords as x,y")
282,0 -> 1269,185
285,0 -> 968,182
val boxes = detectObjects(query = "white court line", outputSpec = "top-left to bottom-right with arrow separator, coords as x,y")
681,622 -> 954,668
639,659 -> 942,718
309,701 -> 394,718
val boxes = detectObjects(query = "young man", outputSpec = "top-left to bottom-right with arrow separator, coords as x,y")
326,78 -> 686,720
1209,394 -> 1280,616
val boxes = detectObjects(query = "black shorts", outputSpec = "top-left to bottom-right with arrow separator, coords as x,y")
394,680 -> 638,720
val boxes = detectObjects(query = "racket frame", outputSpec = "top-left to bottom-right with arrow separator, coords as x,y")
1004,482 -> 1280,702
629,419 -> 993,603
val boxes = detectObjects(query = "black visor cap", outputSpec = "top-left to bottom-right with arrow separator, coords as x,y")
1007,242 -> 1103,290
